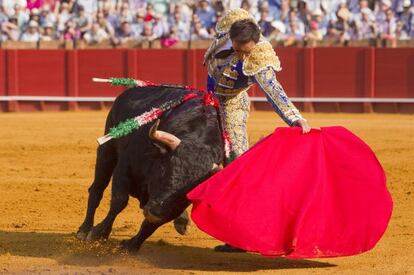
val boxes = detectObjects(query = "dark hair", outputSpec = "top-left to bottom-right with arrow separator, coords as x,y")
229,19 -> 260,44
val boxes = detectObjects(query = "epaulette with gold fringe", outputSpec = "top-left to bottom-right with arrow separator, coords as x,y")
242,41 -> 282,76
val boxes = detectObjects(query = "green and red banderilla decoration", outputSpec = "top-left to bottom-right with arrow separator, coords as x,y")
97,93 -> 197,145
93,77 -> 155,88
94,77 -> 234,163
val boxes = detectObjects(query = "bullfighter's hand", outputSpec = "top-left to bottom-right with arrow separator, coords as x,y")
295,118 -> 311,134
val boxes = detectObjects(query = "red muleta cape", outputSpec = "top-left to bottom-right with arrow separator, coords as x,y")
187,126 -> 393,258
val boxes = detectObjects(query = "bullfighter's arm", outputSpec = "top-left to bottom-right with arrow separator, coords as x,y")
253,68 -> 304,126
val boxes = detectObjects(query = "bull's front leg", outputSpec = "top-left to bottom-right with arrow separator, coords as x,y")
120,219 -> 161,253
174,210 -> 189,235
77,144 -> 116,240
86,163 -> 130,241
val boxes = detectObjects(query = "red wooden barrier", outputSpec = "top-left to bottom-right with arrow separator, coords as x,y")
276,48 -> 306,98
0,48 -> 413,113
16,50 -> 66,96
375,48 -> 414,98
0,50 -> 5,111
135,49 -> 188,84
313,47 -> 367,98
0,50 -> 5,97
77,49 -> 127,97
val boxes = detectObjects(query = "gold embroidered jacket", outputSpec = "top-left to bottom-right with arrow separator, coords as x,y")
207,40 -> 303,126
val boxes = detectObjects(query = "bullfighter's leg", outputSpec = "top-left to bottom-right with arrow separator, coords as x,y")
213,92 -> 249,253
77,143 -> 117,240
86,161 -> 130,241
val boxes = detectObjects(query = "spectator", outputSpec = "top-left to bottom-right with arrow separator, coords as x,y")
114,20 -> 135,44
398,0 -> 413,36
267,0 -> 281,16
72,5 -> 91,36
258,4 -> 272,36
13,4 -> 30,29
324,24 -> 341,41
56,2 -> 71,33
376,0 -> 393,24
0,0 -> 411,46
29,8 -> 41,24
20,19 -> 40,41
212,0 -> 225,13
83,22 -> 109,43
208,11 -> 223,35
2,0 -> 26,15
129,0 -> 147,11
118,2 -> 133,23
148,0 -> 169,15
357,7 -> 377,39
347,0 -> 361,14
288,8 -> 306,34
40,21 -> 56,40
311,8 -> 329,35
196,0 -> 215,29
378,7 -> 397,40
352,0 -> 375,23
297,0 -> 310,30
26,0 -> 43,12
102,4 -> 119,29
306,19 -> 323,41
396,20 -> 410,39
96,11 -> 115,36
77,0 -> 97,15
152,13 -> 169,38
268,20 -> 286,43
162,24 -> 179,46
42,0 -> 57,11
278,0 -> 290,24
240,0 -> 254,14
191,20 -> 212,40
0,5 -> 9,24
39,5 -> 56,27
62,19 -> 81,41
168,8 -> 190,40
140,21 -> 157,41
1,15 -> 20,41
131,10 -> 145,37
285,19 -> 305,45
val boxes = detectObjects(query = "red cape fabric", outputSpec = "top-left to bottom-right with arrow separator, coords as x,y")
187,126 -> 393,258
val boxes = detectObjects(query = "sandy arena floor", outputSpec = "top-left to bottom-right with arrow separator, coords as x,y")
0,111 -> 413,274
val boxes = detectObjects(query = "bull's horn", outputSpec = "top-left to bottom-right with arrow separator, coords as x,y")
149,119 -> 181,150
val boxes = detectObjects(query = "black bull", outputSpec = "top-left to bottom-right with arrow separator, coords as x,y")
76,86 -> 224,252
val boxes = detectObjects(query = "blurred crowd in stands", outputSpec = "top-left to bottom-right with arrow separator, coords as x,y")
0,0 -> 413,47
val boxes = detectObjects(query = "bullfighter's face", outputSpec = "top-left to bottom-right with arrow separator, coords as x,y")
232,40 -> 256,61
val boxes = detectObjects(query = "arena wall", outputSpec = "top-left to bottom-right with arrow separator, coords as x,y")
0,47 -> 413,113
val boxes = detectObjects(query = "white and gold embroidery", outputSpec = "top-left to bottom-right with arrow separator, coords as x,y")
243,41 -> 282,76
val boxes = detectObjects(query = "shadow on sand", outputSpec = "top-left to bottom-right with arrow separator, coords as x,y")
0,231 -> 336,272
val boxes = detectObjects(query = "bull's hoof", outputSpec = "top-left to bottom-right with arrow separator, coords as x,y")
85,224 -> 111,241
173,216 -> 189,235
120,239 -> 140,254
76,230 -> 90,241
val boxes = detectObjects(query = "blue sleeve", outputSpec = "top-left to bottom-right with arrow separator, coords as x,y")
253,68 -> 303,126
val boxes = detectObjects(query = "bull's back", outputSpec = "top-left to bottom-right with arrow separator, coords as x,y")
109,87 -> 189,125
